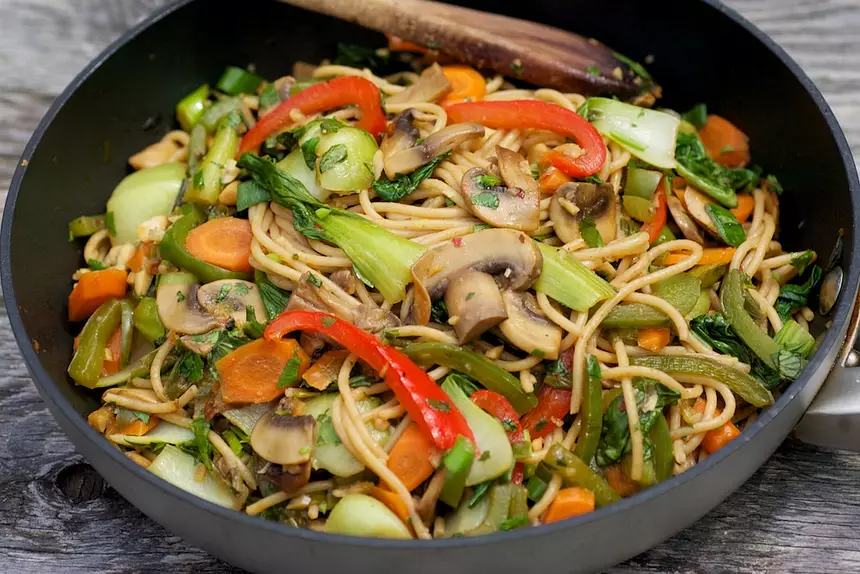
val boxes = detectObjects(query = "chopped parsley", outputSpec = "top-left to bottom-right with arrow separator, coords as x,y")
319,144 -> 348,173
470,192 -> 500,209
277,349 -> 303,388
509,60 -> 525,76
478,451 -> 491,462
321,316 -> 337,328
308,273 -> 322,288
476,173 -> 502,188
427,398 -> 451,413
176,290 -> 186,303
585,65 -> 601,77
87,258 -> 108,270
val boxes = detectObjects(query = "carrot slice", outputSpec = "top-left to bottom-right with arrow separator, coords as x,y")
440,66 -> 487,105
102,327 -> 123,376
603,464 -> 639,498
216,338 -> 310,403
730,194 -> 755,224
663,247 -> 735,267
637,328 -> 671,353
538,165 -> 571,195
184,217 -> 253,274
128,242 -> 153,273
386,422 -> 436,491
698,114 -> 750,168
114,416 -> 159,437
386,34 -> 427,54
543,487 -> 595,523
370,485 -> 411,524
68,268 -> 128,322
693,398 -> 741,454
301,349 -> 351,391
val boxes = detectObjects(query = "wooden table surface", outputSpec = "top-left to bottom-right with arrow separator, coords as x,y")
1,0 -> 860,572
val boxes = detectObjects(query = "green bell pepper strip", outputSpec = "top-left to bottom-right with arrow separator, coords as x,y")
649,413 -> 674,483
159,206 -> 251,283
402,342 -> 537,415
68,299 -> 124,387
176,84 -> 209,132
93,349 -> 160,388
688,263 -> 727,289
573,357 -> 603,464
133,297 -> 166,343
466,484 -> 513,536
720,269 -> 782,371
216,66 -> 264,95
629,354 -> 773,407
543,443 -> 621,507
68,214 -> 105,241
525,475 -> 548,502
185,120 -> 239,205
188,123 -> 207,177
601,273 -> 701,328
440,436 -> 476,508
651,225 -> 676,247
119,299 -> 135,368
200,96 -> 242,133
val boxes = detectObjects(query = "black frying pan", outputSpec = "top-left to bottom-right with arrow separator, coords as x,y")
2,0 -> 859,572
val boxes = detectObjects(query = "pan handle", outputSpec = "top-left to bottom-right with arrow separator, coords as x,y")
794,280 -> 860,452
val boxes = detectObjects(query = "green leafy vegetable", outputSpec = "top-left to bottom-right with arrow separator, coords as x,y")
301,137 -> 319,171
579,217 -> 605,248
277,349 -> 303,388
681,103 -> 707,129
334,43 -> 388,69
258,83 -> 280,109
316,412 -> 342,446
612,51 -> 652,80
674,131 -> 759,208
175,350 -> 204,383
319,144 -> 348,173
790,251 -> 815,275
236,180 -> 270,211
765,174 -> 784,195
774,319 -> 816,359
774,266 -> 822,323
471,192 -> 500,209
430,300 -> 449,324
705,203 -> 746,247
476,174 -> 502,188
254,270 -> 291,321
243,307 -> 266,339
189,417 -> 213,469
372,153 -> 451,202
585,65 -> 601,77
207,329 -> 249,364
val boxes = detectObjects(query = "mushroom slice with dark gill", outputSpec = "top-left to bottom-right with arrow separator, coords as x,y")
445,270 -> 507,342
462,147 -> 540,232
549,182 -> 618,245
251,411 -> 315,466
386,63 -> 452,105
197,279 -> 266,325
666,195 -> 706,244
497,290 -> 562,359
681,187 -> 718,235
382,112 -> 484,179
410,228 -> 542,325
156,281 -> 220,335
260,460 -> 313,494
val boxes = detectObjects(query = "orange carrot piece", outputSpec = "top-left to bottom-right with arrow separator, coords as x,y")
102,327 -> 123,376
386,34 -> 428,53
114,416 -> 159,437
87,405 -> 115,433
440,66 -> 487,105
730,194 -> 755,224
603,464 -> 639,498
663,247 -> 735,267
673,186 -> 686,208
386,422 -> 436,491
539,165 -> 571,195
184,217 -> 254,274
693,398 -> 741,454
68,268 -> 128,322
301,349 -> 351,391
543,487 -> 595,523
216,338 -> 310,403
698,114 -> 750,168
127,242 -> 153,273
370,486 -> 411,524
637,328 -> 671,353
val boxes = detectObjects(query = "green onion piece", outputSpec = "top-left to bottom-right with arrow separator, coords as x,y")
188,123 -> 207,176
511,440 -> 532,460
68,214 -> 106,241
525,475 -> 548,502
176,84 -> 209,132
440,436 -> 477,507
216,66 -> 264,95
200,96 -> 242,133
185,120 -> 239,205
533,243 -> 615,313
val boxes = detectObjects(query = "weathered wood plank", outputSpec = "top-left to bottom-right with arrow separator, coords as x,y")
0,0 -> 859,573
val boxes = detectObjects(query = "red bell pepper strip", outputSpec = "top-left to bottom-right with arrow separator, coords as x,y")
444,100 -> 606,177
471,390 -> 524,444
238,76 -> 387,156
264,310 -> 474,450
640,184 -> 667,244
520,385 -> 572,440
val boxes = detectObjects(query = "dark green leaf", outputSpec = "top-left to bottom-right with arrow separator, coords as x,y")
773,349 -> 804,380
612,51 -> 652,80
675,132 -> 761,202
543,354 -> 571,389
427,398 -> 451,413
319,144 -> 348,173
277,349 -> 303,388
243,307 -> 266,339
500,515 -> 528,531
765,174 -> 784,195
774,266 -> 822,323
705,203 -> 746,247
190,417 -> 213,469
471,192 -> 500,209
680,103 -> 707,129
348,375 -> 375,388
468,481 -> 492,507
207,329 -> 249,364
791,251 -> 815,275
308,273 -> 322,287
316,412 -> 342,446
444,372 -> 480,397
472,223 -> 493,232
478,451 -> 491,462
320,118 -> 345,134
237,180 -> 271,211
430,300 -> 449,324
334,43 -> 388,69
176,350 -> 204,383
301,137 -> 319,171
238,152 -> 320,208
258,83 -> 280,109
509,60 -> 525,76
583,174 -> 604,184
579,217 -> 605,248
321,316 -> 337,328
476,174 -> 502,188
585,65 -> 601,77
87,258 -> 108,270
372,152 -> 451,202
254,270 -> 291,321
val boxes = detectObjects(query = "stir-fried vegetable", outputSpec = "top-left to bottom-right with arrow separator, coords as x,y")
105,162 -> 185,244
186,119 -> 239,205
216,66 -> 264,95
533,243 -> 616,312
68,298 -> 125,387
176,84 -> 209,131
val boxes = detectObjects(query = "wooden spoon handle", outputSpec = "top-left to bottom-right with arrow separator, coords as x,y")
281,0 -> 646,96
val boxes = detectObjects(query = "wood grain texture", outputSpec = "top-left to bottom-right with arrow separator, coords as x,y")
1,1 -> 859,573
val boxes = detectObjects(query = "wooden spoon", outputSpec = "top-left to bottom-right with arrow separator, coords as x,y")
280,0 -> 654,98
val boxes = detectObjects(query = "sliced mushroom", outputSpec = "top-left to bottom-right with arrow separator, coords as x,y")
411,228 -> 542,325
387,63 -> 452,105
497,290 -> 562,359
330,269 -> 358,295
549,182 -> 617,245
445,271 -> 507,343
179,334 -> 216,356
383,121 -> 484,179
380,109 -> 420,163
666,195 -> 706,244
260,460 -> 312,494
682,187 -> 718,235
250,411 -> 315,465
197,280 -> 265,325
461,147 -> 540,232
156,281 -> 220,335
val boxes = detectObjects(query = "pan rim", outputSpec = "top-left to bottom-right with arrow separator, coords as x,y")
2,0 -> 859,552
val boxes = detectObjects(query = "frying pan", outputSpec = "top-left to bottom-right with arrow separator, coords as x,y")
2,0 -> 859,572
